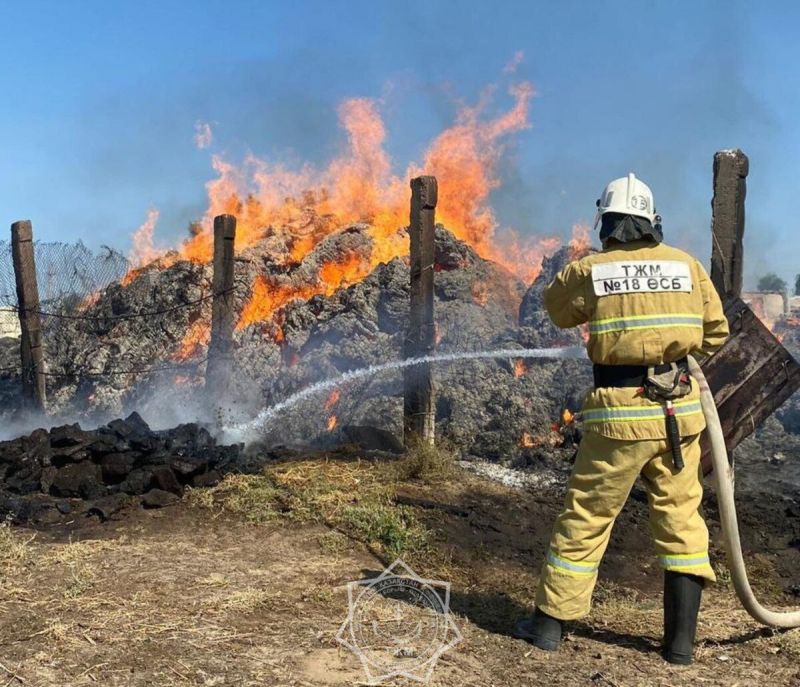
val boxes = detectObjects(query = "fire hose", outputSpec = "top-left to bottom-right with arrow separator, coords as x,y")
688,354 -> 800,628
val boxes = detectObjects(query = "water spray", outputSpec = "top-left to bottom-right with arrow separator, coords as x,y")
222,346 -> 587,443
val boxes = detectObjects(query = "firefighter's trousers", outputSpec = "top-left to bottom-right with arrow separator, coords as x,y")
535,431 -> 715,620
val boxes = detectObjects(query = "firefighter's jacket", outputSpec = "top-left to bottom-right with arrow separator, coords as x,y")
544,240 -> 729,441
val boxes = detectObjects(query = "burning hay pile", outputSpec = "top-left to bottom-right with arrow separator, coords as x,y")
15,219 -> 591,462
1,82 -> 597,463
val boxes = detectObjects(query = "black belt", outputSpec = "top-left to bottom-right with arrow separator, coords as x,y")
593,357 -> 689,388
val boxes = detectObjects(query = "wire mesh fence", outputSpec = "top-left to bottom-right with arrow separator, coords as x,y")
0,240 -> 239,388
0,240 -> 131,310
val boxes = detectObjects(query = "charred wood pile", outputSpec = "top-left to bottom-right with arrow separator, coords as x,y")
0,412 -> 242,525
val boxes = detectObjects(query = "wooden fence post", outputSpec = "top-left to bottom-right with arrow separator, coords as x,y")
710,149 -> 748,300
205,214 -> 237,411
404,176 -> 437,447
11,220 -> 46,412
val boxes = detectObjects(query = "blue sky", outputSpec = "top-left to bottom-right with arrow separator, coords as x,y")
0,0 -> 797,287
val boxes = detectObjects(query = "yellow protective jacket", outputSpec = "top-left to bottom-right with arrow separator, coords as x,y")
544,240 -> 729,440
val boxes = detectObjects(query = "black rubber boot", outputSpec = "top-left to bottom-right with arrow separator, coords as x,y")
663,571 -> 704,665
513,608 -> 563,651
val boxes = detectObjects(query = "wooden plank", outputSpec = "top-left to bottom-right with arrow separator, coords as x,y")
10,220 -> 46,412
403,176 -> 437,446
700,296 -> 800,472
710,149 -> 748,299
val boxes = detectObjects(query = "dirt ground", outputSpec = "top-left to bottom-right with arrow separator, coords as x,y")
1,456 -> 799,687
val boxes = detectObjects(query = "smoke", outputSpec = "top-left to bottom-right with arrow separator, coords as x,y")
222,346 -> 587,444
503,51 -> 525,75
31,3 -> 787,290
193,121 -> 213,150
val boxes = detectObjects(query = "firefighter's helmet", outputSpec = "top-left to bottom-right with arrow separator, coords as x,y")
593,173 -> 656,229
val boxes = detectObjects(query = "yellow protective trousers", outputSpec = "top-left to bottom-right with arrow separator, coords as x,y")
535,430 -> 715,620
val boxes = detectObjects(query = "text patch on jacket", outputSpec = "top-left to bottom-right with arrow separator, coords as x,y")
591,260 -> 692,296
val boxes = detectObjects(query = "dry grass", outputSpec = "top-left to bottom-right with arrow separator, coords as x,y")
0,460 -> 798,686
185,473 -> 281,523
394,438 -> 458,482
216,587 -> 276,612
186,459 -> 430,559
0,517 -> 33,571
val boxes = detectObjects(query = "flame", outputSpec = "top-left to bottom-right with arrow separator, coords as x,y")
172,319 -> 210,361
568,223 -> 591,261
78,291 -> 101,312
327,415 -> 338,432
237,276 -> 316,331
126,69 -> 590,355
471,281 -> 489,307
122,209 -> 161,286
324,389 -> 341,411
562,408 -> 575,425
514,359 -> 527,378
236,251 -> 371,331
129,73 -> 559,287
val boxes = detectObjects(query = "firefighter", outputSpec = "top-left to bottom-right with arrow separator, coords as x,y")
514,173 -> 729,665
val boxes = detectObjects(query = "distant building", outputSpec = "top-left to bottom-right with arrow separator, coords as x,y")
0,308 -> 20,339
742,291 -> 787,327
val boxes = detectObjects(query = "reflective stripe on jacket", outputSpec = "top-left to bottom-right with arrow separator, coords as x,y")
543,240 -> 729,440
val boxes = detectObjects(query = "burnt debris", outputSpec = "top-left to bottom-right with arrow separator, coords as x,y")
0,412 -> 242,525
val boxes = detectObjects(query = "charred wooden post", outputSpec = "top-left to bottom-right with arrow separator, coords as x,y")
205,214 -> 237,412
710,149 -> 748,300
404,176 -> 437,446
11,220 -> 46,412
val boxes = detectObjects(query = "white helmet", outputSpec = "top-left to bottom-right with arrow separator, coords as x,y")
593,173 -> 657,230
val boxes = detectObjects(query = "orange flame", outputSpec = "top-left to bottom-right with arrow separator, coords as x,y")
472,281 -> 489,307
568,223 -> 592,262
324,389 -> 341,411
235,251 -> 372,331
514,359 -> 527,378
562,408 -> 575,425
172,319 -> 210,361
130,75 -> 558,282
327,415 -> 338,432
77,291 -> 101,312
127,70 -> 587,355
121,209 -> 163,287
